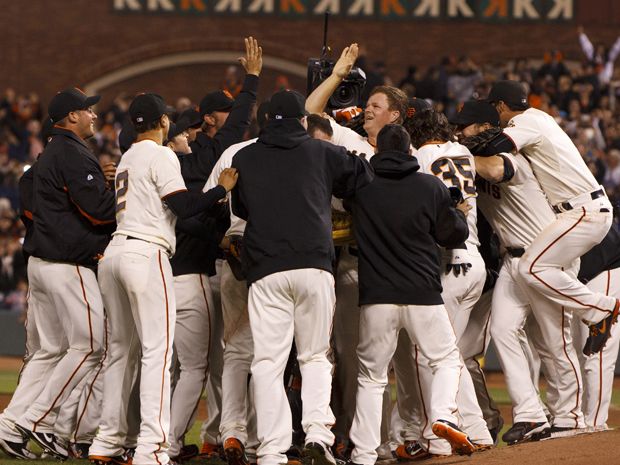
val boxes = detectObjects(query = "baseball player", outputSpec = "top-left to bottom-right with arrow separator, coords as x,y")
485,80 -> 619,354
231,89 -> 373,465
305,44 -> 408,456
12,89 -> 115,460
88,93 -> 238,465
459,100 -> 586,442
346,124 -> 475,465
165,38 -> 261,461
405,109 -> 493,453
201,102 -> 271,465
571,227 -> 620,430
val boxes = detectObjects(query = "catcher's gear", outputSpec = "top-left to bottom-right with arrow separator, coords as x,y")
460,127 -> 515,156
223,235 -> 246,281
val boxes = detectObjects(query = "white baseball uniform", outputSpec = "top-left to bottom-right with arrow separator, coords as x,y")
502,108 -> 615,321
477,153 -> 584,428
571,268 -> 620,429
203,139 -> 258,450
413,141 -> 491,450
90,140 -> 188,465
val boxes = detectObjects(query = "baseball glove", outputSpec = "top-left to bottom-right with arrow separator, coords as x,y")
332,210 -> 355,245
223,235 -> 246,281
460,127 -> 504,155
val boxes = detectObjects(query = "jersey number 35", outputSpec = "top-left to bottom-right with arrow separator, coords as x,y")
430,157 -> 476,196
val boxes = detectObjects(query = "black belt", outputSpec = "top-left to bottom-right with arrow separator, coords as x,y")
126,235 -> 171,255
506,247 -> 525,258
552,189 -> 604,214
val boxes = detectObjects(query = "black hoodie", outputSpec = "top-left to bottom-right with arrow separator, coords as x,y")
231,118 -> 373,284
348,150 -> 468,306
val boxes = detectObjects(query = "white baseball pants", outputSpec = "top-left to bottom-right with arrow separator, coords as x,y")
90,235 -> 176,465
349,304 -> 462,465
517,198 -> 615,322
249,268 -> 336,465
0,280 -> 60,442
491,255 -> 584,427
169,273 -> 214,458
17,258 -> 104,433
571,267 -> 620,428
219,261 -> 257,447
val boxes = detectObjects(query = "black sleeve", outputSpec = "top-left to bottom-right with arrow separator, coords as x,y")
477,132 -> 517,157
18,164 -> 35,227
62,148 -> 116,226
164,185 -> 227,219
432,181 -> 469,248
330,147 -> 374,199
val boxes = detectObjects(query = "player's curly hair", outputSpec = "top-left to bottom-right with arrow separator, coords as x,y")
406,109 -> 454,149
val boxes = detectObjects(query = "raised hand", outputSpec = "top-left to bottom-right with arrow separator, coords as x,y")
239,36 -> 263,77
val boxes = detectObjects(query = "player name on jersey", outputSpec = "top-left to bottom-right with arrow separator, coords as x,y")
112,0 -> 574,21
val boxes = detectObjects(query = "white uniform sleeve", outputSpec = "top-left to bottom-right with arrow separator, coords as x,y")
502,117 -> 542,152
328,117 -> 374,159
152,148 -> 187,198
204,149 -> 232,192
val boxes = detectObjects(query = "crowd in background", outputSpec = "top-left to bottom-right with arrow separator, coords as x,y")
1,41 -> 619,314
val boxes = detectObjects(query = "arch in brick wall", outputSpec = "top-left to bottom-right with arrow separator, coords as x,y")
82,51 -> 307,95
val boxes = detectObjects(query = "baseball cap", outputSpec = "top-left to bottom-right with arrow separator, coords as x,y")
268,90 -> 308,120
486,80 -> 530,110
128,93 -> 170,126
199,90 -> 235,117
451,100 -> 500,127
166,118 -> 191,142
179,108 -> 202,128
406,97 -> 431,118
48,88 -> 101,123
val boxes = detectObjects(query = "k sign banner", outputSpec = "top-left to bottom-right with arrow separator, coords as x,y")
112,0 -> 574,21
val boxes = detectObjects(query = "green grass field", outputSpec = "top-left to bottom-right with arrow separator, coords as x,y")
0,367 -> 618,464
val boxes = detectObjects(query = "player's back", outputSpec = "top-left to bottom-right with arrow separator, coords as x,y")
505,108 -> 599,205
416,141 -> 479,249
114,140 -> 185,255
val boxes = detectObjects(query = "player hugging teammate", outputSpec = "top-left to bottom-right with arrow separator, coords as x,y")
0,37 -> 619,465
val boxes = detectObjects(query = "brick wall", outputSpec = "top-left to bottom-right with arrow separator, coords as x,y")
2,0 -> 620,108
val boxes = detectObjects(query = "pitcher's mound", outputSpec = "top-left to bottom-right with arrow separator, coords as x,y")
414,429 -> 619,465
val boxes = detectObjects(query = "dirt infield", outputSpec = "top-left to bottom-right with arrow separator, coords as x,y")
421,430 -> 620,465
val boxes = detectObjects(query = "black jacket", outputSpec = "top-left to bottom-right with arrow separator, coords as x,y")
578,225 -> 620,283
173,75 -> 257,277
231,118 -> 373,284
18,162 -> 35,262
348,150 -> 469,306
25,127 -> 116,267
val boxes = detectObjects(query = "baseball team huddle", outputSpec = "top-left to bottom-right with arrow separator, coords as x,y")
0,36 -> 618,465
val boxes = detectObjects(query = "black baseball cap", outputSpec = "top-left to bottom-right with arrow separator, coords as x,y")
200,90 -> 235,117
451,100 -> 500,127
406,97 -> 431,118
268,90 -> 308,120
167,118 -> 191,142
129,93 -> 170,126
48,88 -> 100,123
179,108 -> 202,128
486,80 -> 530,110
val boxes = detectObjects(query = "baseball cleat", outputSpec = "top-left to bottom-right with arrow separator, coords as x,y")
199,441 -> 223,460
0,436 -> 37,460
171,444 -> 199,463
224,438 -> 250,465
502,421 -> 550,445
431,420 -> 476,456
70,442 -> 92,459
584,299 -> 619,356
15,424 -> 68,460
302,442 -> 336,465
489,416 -> 504,446
88,453 -> 133,465
394,441 -> 432,461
